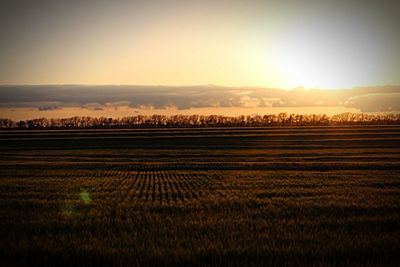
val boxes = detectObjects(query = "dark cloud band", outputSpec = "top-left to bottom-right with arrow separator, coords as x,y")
0,85 -> 399,112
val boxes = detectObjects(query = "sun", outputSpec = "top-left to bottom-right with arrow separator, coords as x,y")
271,16 -> 387,89
273,37 -> 362,89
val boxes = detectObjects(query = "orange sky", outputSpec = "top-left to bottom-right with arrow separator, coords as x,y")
0,1 -> 399,89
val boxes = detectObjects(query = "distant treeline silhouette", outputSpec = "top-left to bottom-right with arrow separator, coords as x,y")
1,113 -> 400,129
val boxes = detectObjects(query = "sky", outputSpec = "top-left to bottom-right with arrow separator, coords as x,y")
1,0 -> 399,89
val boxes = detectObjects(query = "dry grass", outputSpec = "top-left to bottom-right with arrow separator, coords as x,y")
0,126 -> 399,266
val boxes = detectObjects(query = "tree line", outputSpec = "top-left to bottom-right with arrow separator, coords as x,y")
1,112 -> 399,129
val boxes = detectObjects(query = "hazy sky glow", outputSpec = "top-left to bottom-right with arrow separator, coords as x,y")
0,0 -> 399,88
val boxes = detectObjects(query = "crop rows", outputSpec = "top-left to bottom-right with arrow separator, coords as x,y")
0,166 -> 235,208
1,127 -> 400,266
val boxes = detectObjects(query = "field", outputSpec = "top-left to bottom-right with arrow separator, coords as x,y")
0,126 -> 399,266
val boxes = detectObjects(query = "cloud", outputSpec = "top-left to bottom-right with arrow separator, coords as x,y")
239,96 -> 261,108
82,103 -> 104,111
344,93 -> 400,112
0,85 -> 399,112
38,106 -> 61,111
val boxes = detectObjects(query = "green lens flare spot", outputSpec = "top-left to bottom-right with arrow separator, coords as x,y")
62,204 -> 75,217
80,191 -> 91,204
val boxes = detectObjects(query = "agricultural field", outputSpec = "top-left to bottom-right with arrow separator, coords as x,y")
0,126 -> 399,266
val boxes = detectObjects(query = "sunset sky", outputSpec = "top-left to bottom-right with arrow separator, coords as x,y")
1,0 -> 400,120
1,0 -> 399,89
